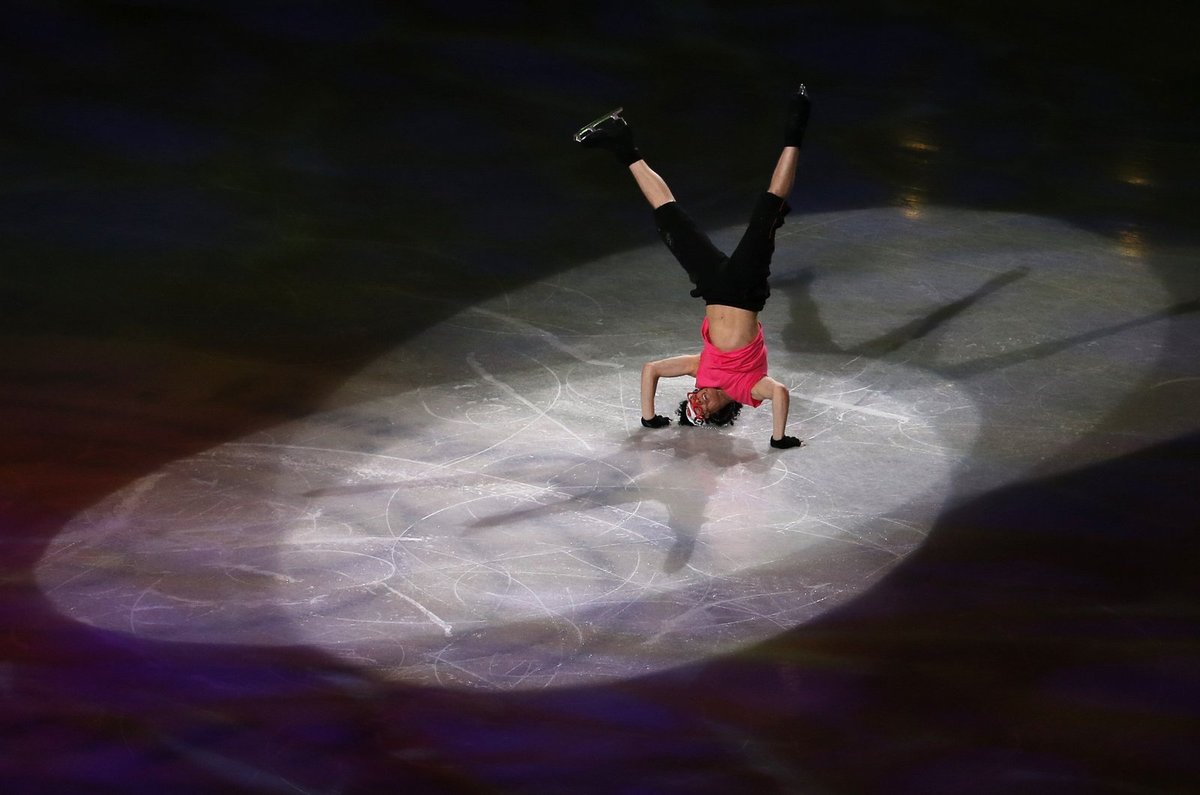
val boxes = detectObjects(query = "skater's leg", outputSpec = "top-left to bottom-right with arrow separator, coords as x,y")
768,146 -> 800,200
576,106 -> 725,290
653,198 -> 727,293
574,108 -> 674,207
722,83 -> 812,310
769,84 -> 810,198
630,160 -> 675,209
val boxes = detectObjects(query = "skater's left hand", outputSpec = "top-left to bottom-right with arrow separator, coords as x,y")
770,435 -> 803,449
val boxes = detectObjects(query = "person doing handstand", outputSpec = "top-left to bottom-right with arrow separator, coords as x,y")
574,85 -> 810,449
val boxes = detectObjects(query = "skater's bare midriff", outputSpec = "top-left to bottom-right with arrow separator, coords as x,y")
705,304 -> 760,351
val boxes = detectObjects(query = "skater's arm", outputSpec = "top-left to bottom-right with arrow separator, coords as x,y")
753,376 -> 802,448
641,355 -> 699,422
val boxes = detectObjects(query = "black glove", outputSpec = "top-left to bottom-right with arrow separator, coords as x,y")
641,415 -> 671,429
770,434 -> 803,449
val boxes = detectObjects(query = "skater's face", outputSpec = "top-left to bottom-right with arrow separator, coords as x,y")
687,387 -> 731,421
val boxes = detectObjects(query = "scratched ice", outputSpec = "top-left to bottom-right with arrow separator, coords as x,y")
37,207 -> 1170,690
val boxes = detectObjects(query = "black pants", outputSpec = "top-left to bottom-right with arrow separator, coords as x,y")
653,191 -> 791,312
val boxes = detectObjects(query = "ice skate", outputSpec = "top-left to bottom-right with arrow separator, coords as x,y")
574,107 -> 627,145
785,84 -> 810,148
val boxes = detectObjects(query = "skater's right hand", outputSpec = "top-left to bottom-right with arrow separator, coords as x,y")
641,415 -> 671,429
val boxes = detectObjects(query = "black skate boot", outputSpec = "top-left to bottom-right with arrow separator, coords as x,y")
574,107 -> 641,165
785,84 -> 811,149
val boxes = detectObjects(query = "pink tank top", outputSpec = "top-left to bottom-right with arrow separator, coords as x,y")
695,317 -> 767,407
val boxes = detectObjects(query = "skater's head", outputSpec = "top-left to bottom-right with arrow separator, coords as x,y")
677,387 -> 741,427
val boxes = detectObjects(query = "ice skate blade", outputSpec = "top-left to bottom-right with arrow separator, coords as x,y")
574,107 -> 624,142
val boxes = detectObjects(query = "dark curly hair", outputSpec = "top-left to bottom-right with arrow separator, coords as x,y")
676,399 -> 743,427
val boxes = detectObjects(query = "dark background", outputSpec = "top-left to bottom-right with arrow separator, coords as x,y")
2,1 -> 1198,792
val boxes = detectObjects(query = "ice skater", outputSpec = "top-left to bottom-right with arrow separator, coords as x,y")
574,85 -> 810,449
